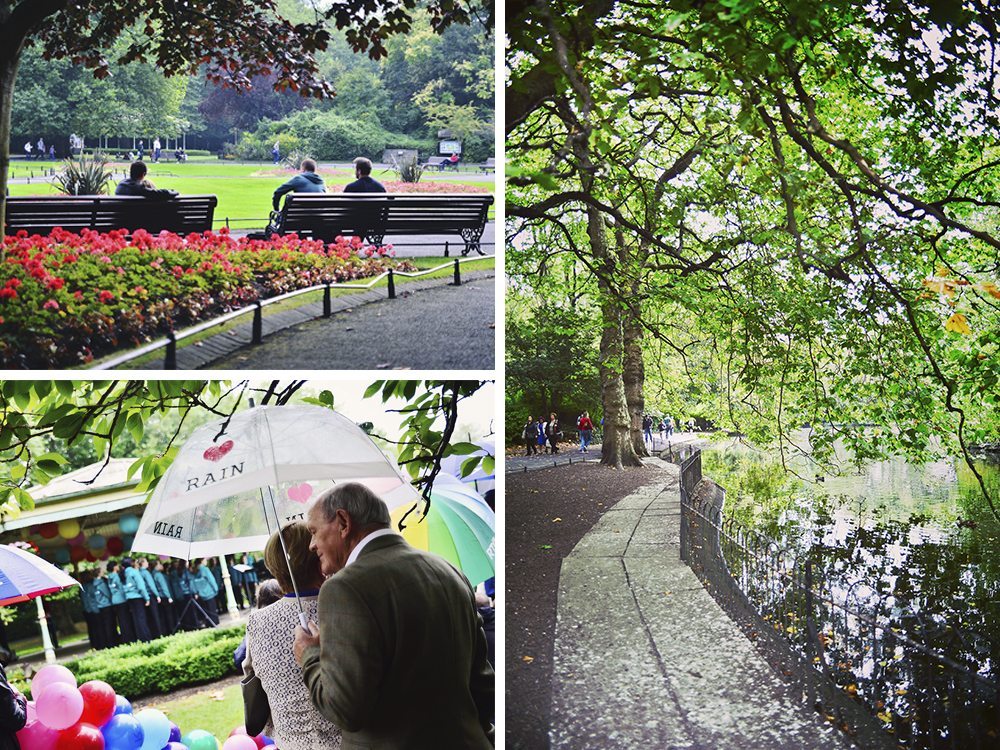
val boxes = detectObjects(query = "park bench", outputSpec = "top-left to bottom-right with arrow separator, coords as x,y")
423,156 -> 460,171
4,195 -> 218,236
276,193 -> 494,255
479,157 -> 496,173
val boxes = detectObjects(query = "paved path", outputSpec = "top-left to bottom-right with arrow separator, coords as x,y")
206,272 -> 495,370
123,270 -> 494,370
549,457 -> 852,749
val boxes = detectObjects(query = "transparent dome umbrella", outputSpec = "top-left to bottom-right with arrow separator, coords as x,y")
438,438 -> 495,496
391,473 -> 495,587
131,405 -> 423,624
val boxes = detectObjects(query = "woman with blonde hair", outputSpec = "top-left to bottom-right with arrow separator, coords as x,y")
242,522 -> 342,749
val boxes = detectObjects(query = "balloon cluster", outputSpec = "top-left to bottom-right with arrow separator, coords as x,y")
16,665 -> 274,750
31,515 -> 140,564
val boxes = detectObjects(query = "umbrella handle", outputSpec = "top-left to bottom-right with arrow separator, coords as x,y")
299,611 -> 310,630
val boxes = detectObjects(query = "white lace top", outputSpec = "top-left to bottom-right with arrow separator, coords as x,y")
244,596 -> 342,750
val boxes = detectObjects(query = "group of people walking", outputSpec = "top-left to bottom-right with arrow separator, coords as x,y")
22,137 -> 55,160
521,413 -> 561,455
77,554 -> 258,649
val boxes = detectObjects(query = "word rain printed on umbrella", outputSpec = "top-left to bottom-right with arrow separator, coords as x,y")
132,405 -> 423,559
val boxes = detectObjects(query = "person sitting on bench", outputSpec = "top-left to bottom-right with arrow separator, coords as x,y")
343,156 -> 386,193
115,161 -> 178,199
272,158 -> 326,209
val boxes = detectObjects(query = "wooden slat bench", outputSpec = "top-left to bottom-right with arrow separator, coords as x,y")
277,193 -> 494,256
480,157 -> 496,172
423,156 -> 460,171
5,195 -> 218,236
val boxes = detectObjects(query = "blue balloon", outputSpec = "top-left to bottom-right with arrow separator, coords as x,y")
102,713 -> 144,750
260,736 -> 274,746
165,744 -> 189,750
119,514 -> 140,535
53,547 -> 71,564
114,694 -> 133,715
169,722 -> 182,742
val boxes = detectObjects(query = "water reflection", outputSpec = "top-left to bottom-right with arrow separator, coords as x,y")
700,441 -> 1000,747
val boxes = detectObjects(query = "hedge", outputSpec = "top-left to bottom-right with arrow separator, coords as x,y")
14,625 -> 246,700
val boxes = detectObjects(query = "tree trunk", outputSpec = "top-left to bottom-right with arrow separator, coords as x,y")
590,208 -> 641,469
623,300 -> 648,457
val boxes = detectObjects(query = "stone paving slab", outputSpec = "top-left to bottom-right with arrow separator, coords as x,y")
550,457 -> 854,750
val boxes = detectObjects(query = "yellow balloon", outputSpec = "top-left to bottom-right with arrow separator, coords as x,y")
58,519 -> 81,539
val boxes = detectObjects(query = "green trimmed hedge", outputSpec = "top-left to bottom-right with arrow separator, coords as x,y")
15,625 -> 245,700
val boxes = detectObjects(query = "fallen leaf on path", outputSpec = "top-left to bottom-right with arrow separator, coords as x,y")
552,517 -> 562,522
522,655 -> 534,663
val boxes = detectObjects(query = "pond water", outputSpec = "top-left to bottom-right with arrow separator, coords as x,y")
699,440 -> 1000,748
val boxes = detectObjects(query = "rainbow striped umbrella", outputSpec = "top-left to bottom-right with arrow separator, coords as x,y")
392,475 -> 494,585
0,544 -> 79,606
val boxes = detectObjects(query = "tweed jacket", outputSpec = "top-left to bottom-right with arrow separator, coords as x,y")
301,534 -> 494,750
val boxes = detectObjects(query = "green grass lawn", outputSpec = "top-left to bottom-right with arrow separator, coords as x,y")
8,160 -> 494,228
141,680 -> 246,744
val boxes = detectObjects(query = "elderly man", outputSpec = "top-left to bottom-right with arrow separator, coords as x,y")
293,482 -> 494,748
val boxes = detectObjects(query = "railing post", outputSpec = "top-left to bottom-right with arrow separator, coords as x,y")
444,240 -> 450,258
165,331 -> 177,369
323,284 -> 331,317
252,302 -> 263,344
387,270 -> 396,299
453,259 -> 461,286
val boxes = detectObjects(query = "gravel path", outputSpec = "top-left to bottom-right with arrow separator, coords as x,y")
210,275 -> 495,369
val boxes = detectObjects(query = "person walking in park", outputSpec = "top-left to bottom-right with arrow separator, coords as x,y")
153,137 -> 162,163
522,416 -> 539,456
116,161 -> 179,199
642,414 -> 654,446
23,141 -> 31,160
137,139 -> 145,160
190,558 -> 220,626
121,557 -> 153,642
47,144 -> 55,160
272,158 -> 325,210
292,482 -> 494,747
36,137 -> 45,159
344,156 -> 387,193
546,412 -> 560,454
272,140 -> 281,164
537,417 -> 548,454
577,411 -> 594,453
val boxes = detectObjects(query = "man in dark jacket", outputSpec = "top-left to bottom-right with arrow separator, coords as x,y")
343,157 -> 386,193
272,158 -> 326,209
115,161 -> 178,199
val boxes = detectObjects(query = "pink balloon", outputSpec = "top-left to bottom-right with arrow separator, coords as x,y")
229,726 -> 247,737
26,700 -> 36,723
222,736 -> 258,750
35,682 -> 84,730
16,718 -> 60,750
31,664 -> 77,697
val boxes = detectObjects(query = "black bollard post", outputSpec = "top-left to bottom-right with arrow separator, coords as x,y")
252,302 -> 263,344
323,284 -> 331,317
165,332 -> 177,370
387,270 -> 396,299
453,259 -> 461,286
444,241 -> 450,258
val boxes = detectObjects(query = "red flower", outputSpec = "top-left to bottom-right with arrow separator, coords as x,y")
47,277 -> 65,291
5,278 -> 22,289
0,288 -> 16,300
73,291 -> 84,300
97,290 -> 114,304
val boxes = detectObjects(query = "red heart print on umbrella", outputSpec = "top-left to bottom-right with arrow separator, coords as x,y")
287,483 -> 313,503
203,440 -> 234,462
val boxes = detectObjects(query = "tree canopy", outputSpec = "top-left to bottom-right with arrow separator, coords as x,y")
506,0 -> 1000,505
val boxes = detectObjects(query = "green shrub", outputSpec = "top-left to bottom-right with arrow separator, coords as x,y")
17,625 -> 246,700
54,153 -> 114,195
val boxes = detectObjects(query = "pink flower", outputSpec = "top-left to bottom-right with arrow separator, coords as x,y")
43,299 -> 59,311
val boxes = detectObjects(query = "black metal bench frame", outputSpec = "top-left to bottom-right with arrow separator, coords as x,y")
277,193 -> 493,256
4,194 -> 218,236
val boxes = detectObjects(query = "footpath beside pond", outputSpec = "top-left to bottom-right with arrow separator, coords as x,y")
507,454 -> 853,750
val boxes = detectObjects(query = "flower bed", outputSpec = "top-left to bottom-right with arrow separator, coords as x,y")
332,181 -> 492,194
0,228 -> 414,368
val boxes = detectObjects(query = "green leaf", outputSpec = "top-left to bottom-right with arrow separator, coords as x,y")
447,441 -> 482,455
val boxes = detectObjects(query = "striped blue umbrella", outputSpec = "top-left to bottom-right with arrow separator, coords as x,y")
0,544 -> 79,607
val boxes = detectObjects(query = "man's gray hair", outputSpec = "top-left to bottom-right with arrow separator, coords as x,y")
315,482 -> 391,527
